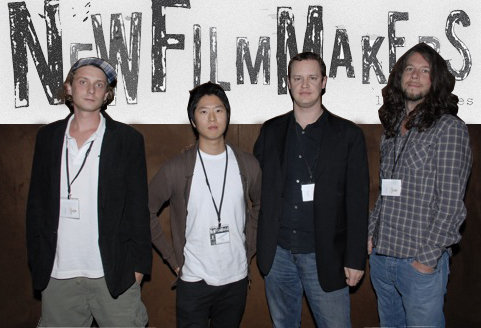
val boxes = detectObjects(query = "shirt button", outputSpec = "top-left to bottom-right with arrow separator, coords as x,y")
296,179 -> 300,183
293,230 -> 297,234
298,154 -> 302,159
294,205 -> 298,209
301,131 -> 305,134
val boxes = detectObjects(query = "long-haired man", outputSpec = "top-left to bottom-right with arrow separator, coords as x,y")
368,43 -> 472,327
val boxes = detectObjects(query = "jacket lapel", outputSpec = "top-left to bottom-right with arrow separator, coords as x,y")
98,112 -> 117,205
51,115 -> 71,210
274,112 -> 291,183
314,110 -> 338,180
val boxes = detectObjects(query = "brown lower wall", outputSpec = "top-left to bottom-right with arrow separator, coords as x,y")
1,124 -> 480,327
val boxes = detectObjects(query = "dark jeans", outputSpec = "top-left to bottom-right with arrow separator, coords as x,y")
176,277 -> 248,328
264,246 -> 351,328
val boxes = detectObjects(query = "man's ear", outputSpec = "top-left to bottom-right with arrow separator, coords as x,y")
103,90 -> 109,102
321,75 -> 327,89
65,83 -> 72,96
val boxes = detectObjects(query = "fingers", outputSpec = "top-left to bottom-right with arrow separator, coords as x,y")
346,277 -> 356,286
367,237 -> 373,255
346,275 -> 361,286
411,260 -> 434,274
344,268 -> 364,286
134,272 -> 144,284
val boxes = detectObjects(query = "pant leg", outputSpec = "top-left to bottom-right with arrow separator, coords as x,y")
264,246 -> 303,328
369,250 -> 406,327
176,279 -> 212,328
210,277 -> 248,328
296,252 -> 351,328
398,251 -> 449,328
89,277 -> 148,327
39,277 -> 93,327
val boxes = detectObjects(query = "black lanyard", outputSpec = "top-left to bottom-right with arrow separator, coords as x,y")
295,124 -> 320,183
66,138 -> 94,199
391,129 -> 411,178
197,145 -> 228,228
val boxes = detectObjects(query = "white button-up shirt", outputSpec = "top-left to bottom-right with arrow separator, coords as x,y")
51,114 -> 106,279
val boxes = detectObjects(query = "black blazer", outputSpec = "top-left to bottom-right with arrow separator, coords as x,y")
26,112 -> 152,298
254,110 -> 369,292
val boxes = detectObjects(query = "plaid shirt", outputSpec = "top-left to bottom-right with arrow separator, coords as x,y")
369,114 -> 472,268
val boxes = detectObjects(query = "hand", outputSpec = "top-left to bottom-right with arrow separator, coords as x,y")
344,267 -> 364,287
135,272 -> 144,284
411,260 -> 434,274
367,237 -> 373,255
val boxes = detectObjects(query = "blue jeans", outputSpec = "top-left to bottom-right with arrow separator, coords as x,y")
265,246 -> 351,328
369,249 -> 449,327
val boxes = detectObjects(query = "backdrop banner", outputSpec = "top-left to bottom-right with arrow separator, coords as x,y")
1,0 -> 478,124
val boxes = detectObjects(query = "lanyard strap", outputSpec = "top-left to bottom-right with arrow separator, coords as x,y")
66,138 -> 94,199
295,124 -> 320,183
197,145 -> 228,228
391,129 -> 412,178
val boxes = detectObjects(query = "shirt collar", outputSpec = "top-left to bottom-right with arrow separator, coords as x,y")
65,113 -> 106,143
291,109 -> 327,132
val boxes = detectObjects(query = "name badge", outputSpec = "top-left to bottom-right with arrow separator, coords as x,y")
381,179 -> 402,197
301,183 -> 315,202
209,224 -> 230,245
60,197 -> 80,219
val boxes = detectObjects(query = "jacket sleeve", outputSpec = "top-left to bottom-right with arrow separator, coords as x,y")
368,137 -> 384,238
248,157 -> 262,259
126,133 -> 152,275
149,161 -> 179,271
344,127 -> 370,270
253,124 -> 265,167
26,127 -> 46,272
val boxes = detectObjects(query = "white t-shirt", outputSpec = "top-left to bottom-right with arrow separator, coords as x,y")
182,146 -> 248,286
50,114 -> 105,279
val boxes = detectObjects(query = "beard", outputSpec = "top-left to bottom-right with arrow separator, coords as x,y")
402,88 -> 428,102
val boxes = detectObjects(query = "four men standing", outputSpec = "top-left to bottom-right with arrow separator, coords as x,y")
26,45 -> 472,326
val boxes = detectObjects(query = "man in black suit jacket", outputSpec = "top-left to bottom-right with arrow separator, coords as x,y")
254,52 -> 369,327
26,58 -> 151,327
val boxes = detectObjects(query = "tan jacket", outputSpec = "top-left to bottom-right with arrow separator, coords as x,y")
149,143 -> 261,277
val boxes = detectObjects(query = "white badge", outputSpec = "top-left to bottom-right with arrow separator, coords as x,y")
301,183 -> 315,202
381,179 -> 402,197
60,197 -> 80,219
209,224 -> 230,245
